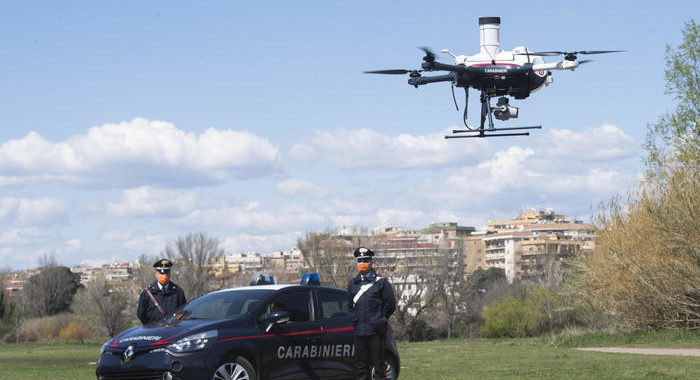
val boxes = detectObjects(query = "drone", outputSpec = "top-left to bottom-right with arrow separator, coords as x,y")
365,17 -> 623,138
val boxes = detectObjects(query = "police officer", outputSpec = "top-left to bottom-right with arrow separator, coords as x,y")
137,259 -> 187,324
348,247 -> 396,380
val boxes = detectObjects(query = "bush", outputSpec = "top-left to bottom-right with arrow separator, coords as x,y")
396,318 -> 437,342
481,292 -> 547,338
579,165 -> 699,329
59,321 -> 93,342
17,313 -> 99,342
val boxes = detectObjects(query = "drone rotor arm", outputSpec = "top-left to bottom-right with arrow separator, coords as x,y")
407,73 -> 454,87
363,69 -> 419,75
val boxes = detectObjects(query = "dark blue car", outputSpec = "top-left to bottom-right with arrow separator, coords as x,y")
96,278 -> 400,380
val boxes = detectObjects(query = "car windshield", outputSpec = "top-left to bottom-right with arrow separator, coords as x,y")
170,289 -> 272,321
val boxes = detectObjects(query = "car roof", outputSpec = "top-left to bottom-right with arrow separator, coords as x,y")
209,284 -> 345,294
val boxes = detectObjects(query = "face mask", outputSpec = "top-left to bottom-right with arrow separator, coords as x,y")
157,273 -> 170,285
358,262 -> 370,273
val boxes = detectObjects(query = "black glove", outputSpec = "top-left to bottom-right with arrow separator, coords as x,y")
373,318 -> 388,336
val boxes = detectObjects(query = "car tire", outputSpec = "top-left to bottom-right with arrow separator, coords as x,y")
371,356 -> 398,380
212,355 -> 256,380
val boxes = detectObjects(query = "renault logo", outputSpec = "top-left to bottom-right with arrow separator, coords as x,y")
122,345 -> 134,362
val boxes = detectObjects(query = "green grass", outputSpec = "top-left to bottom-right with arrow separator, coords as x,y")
550,329 -> 700,348
0,331 -> 697,380
0,341 -> 101,380
398,336 -> 699,380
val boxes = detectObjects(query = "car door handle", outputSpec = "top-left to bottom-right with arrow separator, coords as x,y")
307,337 -> 320,344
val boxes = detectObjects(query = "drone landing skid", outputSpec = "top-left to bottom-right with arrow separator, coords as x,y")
445,125 -> 542,139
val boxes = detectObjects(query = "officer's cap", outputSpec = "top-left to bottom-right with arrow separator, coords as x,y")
153,259 -> 173,271
353,247 -> 374,260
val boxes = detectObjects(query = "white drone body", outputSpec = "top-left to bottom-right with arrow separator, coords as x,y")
442,18 -> 582,92
365,16 -> 622,138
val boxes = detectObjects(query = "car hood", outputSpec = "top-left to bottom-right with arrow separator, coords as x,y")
109,319 -> 228,349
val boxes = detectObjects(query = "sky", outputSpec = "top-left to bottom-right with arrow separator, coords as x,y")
0,0 -> 695,269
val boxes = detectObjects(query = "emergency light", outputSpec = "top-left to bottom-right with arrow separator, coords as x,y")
300,272 -> 320,285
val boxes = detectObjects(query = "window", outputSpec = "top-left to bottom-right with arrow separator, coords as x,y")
172,289 -> 272,320
317,290 -> 349,319
263,290 -> 314,322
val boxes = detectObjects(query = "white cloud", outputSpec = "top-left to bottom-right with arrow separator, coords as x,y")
107,186 -> 198,218
548,168 -> 635,194
288,144 -> 316,162
0,197 -> 66,226
123,234 -> 168,255
429,132 -> 638,213
311,128 -> 489,169
445,146 -> 538,194
0,118 -> 280,186
541,124 -> 636,161
64,238 -> 81,253
0,246 -> 13,263
276,178 -> 326,197
0,227 -> 54,245
220,232 -> 302,254
375,208 -> 426,227
101,230 -> 132,241
186,202 -> 326,234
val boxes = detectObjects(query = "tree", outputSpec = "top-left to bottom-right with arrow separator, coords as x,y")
166,232 -> 224,299
460,267 -> 508,336
298,231 -> 356,288
22,265 -> 81,318
130,253 -> 161,288
0,287 -> 16,338
72,279 -> 131,337
387,255 -> 441,342
434,242 -> 467,339
579,21 -> 700,330
644,19 -> 699,179
0,270 -> 14,331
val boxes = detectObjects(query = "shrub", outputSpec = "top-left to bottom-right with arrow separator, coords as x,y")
17,313 -> 98,342
59,321 -> 93,342
406,318 -> 437,342
481,292 -> 547,338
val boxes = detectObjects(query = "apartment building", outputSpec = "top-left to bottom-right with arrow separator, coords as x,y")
483,210 -> 595,282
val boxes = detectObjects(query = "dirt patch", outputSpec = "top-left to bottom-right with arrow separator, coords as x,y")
576,347 -> 700,357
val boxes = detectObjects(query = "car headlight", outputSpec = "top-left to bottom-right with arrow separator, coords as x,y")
167,330 -> 217,353
100,339 -> 112,355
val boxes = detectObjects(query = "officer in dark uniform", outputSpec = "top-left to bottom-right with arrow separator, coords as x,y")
347,247 -> 396,380
137,259 -> 187,324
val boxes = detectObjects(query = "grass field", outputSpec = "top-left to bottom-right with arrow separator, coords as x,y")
0,331 -> 697,380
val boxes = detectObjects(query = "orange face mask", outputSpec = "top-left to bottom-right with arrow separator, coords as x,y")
157,273 -> 170,285
358,262 -> 370,273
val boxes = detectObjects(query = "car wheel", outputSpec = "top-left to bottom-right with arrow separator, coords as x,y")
212,355 -> 256,380
371,356 -> 398,380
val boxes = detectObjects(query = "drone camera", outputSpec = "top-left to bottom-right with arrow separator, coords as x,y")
493,97 -> 519,121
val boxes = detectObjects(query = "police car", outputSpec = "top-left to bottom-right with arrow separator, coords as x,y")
96,274 -> 400,380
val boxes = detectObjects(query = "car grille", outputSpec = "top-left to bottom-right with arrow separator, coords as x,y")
99,371 -> 164,380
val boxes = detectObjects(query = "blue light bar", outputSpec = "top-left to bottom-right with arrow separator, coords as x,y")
301,272 -> 320,286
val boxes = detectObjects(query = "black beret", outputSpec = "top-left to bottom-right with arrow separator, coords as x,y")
353,247 -> 374,259
153,259 -> 173,269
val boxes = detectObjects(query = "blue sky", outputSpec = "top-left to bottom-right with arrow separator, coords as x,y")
0,1 -> 695,269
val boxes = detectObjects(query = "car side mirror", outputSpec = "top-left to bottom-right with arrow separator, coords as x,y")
265,311 -> 290,333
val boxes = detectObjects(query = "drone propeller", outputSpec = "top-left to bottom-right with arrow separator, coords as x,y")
363,69 -> 423,78
419,47 -> 437,63
516,50 -> 624,61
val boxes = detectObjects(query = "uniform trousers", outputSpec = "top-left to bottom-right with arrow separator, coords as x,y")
354,334 -> 386,380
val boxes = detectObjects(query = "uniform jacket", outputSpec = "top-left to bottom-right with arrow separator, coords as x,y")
347,269 -> 396,336
137,281 -> 187,324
